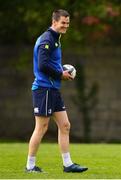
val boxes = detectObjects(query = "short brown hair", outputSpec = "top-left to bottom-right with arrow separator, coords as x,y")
52,9 -> 70,21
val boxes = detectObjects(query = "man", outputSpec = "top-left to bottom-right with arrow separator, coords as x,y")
26,9 -> 88,173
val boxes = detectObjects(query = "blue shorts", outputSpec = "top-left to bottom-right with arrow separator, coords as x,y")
32,87 -> 66,117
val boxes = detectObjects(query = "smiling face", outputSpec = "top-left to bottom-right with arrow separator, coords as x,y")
52,16 -> 70,34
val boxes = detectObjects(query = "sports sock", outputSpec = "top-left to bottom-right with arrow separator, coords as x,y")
62,152 -> 73,167
26,156 -> 36,170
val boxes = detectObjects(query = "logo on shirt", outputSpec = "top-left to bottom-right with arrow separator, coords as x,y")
55,42 -> 58,47
45,44 -> 49,49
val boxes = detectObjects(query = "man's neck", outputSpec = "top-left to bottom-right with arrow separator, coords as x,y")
48,27 -> 60,40
50,26 -> 58,33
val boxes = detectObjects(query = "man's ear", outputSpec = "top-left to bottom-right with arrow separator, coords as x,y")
52,19 -> 57,25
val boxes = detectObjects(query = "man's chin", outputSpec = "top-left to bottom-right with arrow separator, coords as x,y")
60,30 -> 67,34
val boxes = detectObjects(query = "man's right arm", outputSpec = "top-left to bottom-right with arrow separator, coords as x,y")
38,41 -> 62,80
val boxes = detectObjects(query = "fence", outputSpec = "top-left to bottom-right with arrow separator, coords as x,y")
0,46 -> 121,142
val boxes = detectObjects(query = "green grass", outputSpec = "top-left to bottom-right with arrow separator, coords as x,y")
0,143 -> 121,179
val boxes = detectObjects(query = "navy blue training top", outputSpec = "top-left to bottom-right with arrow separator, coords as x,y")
32,27 -> 63,90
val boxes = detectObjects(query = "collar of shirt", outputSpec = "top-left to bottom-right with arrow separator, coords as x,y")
48,27 -> 60,40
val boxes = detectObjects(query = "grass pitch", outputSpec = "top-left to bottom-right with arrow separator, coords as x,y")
0,143 -> 121,179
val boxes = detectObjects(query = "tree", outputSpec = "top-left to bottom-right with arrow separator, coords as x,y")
0,0 -> 121,46
74,62 -> 99,142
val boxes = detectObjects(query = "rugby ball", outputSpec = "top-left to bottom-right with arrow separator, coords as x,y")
63,64 -> 76,79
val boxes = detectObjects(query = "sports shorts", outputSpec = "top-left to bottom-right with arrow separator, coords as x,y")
32,87 -> 66,117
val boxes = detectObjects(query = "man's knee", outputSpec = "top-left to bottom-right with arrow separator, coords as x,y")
43,123 -> 48,134
61,122 -> 71,133
35,122 -> 48,136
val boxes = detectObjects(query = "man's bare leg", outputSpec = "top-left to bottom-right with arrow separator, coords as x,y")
54,111 -> 88,172
54,111 -> 73,167
26,116 -> 50,170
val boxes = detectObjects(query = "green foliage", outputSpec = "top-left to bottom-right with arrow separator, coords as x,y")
0,0 -> 121,46
12,47 -> 32,72
74,63 -> 99,142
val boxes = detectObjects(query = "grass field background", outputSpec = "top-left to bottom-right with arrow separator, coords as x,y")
0,143 -> 121,179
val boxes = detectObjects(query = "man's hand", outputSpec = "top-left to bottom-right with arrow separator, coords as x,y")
61,70 -> 74,80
